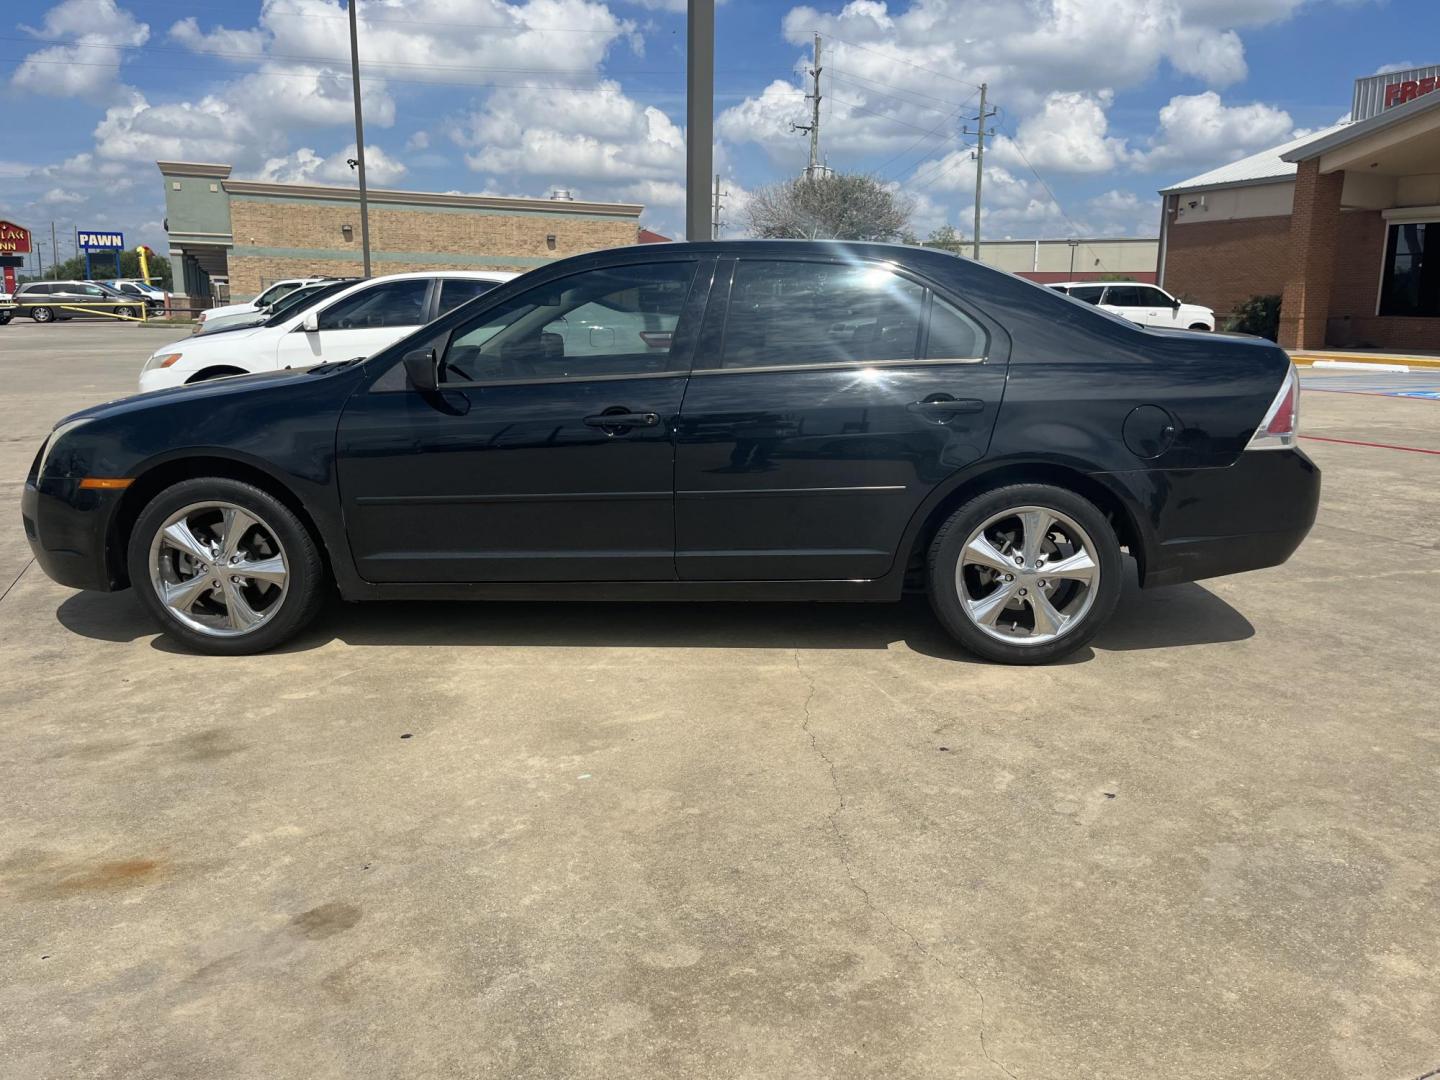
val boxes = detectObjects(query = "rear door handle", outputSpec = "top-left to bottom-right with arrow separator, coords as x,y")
908,396 -> 985,416
584,410 -> 660,428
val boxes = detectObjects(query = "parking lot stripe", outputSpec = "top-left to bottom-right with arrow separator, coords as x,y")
1301,435 -> 1440,456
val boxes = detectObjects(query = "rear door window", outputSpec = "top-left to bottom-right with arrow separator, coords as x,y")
718,260 -> 925,369
436,278 -> 502,317
925,295 -> 986,359
1066,285 -> 1104,304
1102,286 -> 1146,308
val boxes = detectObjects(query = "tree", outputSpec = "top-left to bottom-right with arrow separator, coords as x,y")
744,173 -> 914,242
924,224 -> 966,254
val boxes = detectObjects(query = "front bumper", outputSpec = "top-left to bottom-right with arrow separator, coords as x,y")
22,479 -> 125,592
1101,448 -> 1320,588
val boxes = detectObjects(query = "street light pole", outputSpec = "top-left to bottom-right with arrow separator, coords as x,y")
686,0 -> 714,242
347,0 -> 372,277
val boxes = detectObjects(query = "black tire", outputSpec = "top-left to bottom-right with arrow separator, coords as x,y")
1188,323 -> 1210,331
0,311 -> 11,326
927,483 -> 1123,665
30,306 -> 54,323
127,477 -> 326,655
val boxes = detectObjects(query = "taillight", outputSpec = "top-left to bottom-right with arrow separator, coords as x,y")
1246,362 -> 1299,451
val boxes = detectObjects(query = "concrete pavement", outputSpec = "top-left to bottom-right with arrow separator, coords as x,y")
2,322 -> 1438,1080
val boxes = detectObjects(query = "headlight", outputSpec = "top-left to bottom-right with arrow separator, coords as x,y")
144,352 -> 184,371
35,418 -> 93,480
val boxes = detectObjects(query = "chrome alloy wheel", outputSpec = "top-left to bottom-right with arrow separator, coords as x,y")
147,501 -> 289,637
956,505 -> 1100,646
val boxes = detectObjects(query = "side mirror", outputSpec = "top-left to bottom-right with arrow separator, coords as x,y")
403,347 -> 440,392
1171,297 -> 1181,309
301,311 -> 319,332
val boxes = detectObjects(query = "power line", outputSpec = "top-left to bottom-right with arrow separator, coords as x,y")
999,121 -> 1107,270
0,34 -> 683,77
806,33 -> 981,91
873,88 -> 979,179
825,67 -> 970,110
17,0 -> 633,34
0,53 -> 727,99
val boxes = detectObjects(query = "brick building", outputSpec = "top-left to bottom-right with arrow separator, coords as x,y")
1157,65 -> 1440,351
158,161 -> 645,305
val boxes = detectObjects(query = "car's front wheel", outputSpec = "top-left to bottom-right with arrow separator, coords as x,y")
927,483 -> 1123,664
127,478 -> 326,655
30,306 -> 54,323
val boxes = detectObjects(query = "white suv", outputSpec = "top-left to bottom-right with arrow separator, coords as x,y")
140,270 -> 517,392
1050,281 -> 1214,331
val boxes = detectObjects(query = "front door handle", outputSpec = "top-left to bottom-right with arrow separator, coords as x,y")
908,396 -> 985,416
584,409 -> 661,430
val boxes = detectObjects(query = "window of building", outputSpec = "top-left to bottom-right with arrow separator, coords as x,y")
441,262 -> 696,383
1380,222 -> 1440,317
719,260 -> 925,369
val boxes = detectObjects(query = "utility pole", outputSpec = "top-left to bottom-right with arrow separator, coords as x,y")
50,222 -> 57,279
962,82 -> 997,260
347,0 -> 372,277
791,34 -> 823,179
686,0 -> 715,242
711,173 -> 729,238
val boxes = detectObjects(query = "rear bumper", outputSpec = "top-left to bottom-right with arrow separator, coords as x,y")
1100,448 -> 1320,588
22,479 -> 124,592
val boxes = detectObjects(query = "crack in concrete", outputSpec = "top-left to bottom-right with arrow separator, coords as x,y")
0,558 -> 34,608
793,650 -> 1019,1080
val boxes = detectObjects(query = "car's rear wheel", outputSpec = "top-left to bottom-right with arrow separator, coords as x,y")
30,306 -> 54,323
0,310 -> 11,325
927,483 -> 1123,665
127,478 -> 326,655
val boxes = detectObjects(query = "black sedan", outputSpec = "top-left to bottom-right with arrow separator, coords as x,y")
21,241 -> 1318,664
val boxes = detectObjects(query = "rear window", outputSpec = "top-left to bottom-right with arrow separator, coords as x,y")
1067,285 -> 1104,304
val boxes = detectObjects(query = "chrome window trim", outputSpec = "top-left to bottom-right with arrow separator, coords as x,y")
688,356 -> 988,377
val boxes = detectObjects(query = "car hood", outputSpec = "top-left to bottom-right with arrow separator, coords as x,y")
59,365 -> 331,426
1179,302 -> 1214,316
156,323 -> 270,355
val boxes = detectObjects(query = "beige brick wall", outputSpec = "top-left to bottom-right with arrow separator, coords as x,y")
227,199 -> 639,297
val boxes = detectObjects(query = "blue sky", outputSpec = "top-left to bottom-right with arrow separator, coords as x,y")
0,0 -> 1418,266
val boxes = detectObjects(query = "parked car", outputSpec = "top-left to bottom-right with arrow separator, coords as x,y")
194,279 -> 357,336
139,270 -> 519,391
11,280 -> 149,322
193,277 -> 331,332
102,279 -> 167,311
24,241 -> 1316,662
1049,281 -> 1215,331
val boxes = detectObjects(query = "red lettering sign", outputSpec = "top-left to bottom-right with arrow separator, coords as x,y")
0,220 -> 32,255
1385,77 -> 1439,109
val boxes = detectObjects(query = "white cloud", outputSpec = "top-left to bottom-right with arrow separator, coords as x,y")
11,0 -> 150,100
167,17 -> 267,58
1136,91 -> 1294,170
40,189 -> 87,206
990,91 -> 1133,174
456,82 -> 685,199
406,131 -> 431,151
256,145 -> 408,186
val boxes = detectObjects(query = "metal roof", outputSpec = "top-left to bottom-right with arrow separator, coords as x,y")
1157,124 -> 1346,195
1281,85 -> 1440,162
